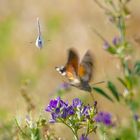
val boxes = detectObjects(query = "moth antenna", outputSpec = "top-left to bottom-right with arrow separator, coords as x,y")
92,81 -> 105,86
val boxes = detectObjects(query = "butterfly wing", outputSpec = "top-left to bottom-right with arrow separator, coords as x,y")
65,48 -> 79,80
78,50 -> 93,82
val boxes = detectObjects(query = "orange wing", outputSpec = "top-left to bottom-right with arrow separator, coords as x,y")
78,50 -> 93,82
65,48 -> 79,80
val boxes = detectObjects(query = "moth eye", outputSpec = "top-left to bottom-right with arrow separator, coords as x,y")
59,66 -> 65,72
55,67 -> 60,71
55,66 -> 66,76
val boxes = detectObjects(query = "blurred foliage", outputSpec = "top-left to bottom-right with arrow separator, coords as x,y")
47,15 -> 63,37
0,16 -> 15,61
0,0 -> 140,139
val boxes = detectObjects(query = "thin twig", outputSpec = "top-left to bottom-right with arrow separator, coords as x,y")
93,0 -> 111,13
93,81 -> 105,86
15,118 -> 28,137
92,28 -> 107,43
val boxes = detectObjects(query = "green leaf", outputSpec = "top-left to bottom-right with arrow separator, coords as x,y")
117,77 -> 127,88
125,76 -> 133,89
92,87 -> 113,102
107,47 -> 116,54
134,61 -> 140,76
107,81 -> 120,101
123,61 -> 131,76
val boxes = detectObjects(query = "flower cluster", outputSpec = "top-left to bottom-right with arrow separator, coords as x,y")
45,97 -> 97,139
59,82 -> 71,90
45,97 -> 97,123
45,97 -> 73,122
95,111 -> 113,126
80,134 -> 89,140
54,82 -> 71,97
103,36 -> 123,55
134,114 -> 139,122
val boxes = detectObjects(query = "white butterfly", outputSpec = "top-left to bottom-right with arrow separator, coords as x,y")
35,17 -> 43,49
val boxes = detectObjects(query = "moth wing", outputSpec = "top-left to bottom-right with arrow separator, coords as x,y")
65,48 -> 79,80
78,50 -> 93,82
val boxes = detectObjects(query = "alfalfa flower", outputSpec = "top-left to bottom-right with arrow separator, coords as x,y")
134,114 -> 139,122
112,36 -> 121,46
95,111 -> 113,126
103,41 -> 116,54
80,134 -> 89,140
45,97 -> 60,112
60,82 -> 71,90
45,97 -> 97,140
73,98 -> 82,108
103,41 -> 110,50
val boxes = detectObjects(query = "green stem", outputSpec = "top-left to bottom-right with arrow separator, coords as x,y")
15,118 -> 28,137
98,130 -> 107,140
118,16 -> 126,44
132,118 -> 138,140
98,125 -> 107,140
73,132 -> 78,140
109,1 -> 118,12
85,121 -> 90,137
130,111 -> 139,140
59,119 -> 78,140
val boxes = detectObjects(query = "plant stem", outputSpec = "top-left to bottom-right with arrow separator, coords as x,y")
132,118 -> 138,140
118,16 -> 126,45
15,118 -> 28,137
73,131 -> 78,140
130,110 -> 139,140
85,121 -> 90,137
59,119 -> 79,140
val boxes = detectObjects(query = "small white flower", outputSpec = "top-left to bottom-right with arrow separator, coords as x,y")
123,88 -> 129,97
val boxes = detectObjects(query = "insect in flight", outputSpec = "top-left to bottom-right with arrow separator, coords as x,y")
55,48 -> 94,92
35,17 -> 43,49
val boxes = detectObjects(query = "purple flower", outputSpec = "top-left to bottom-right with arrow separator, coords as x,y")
45,97 -> 60,112
112,37 -> 121,46
103,113 -> 112,126
60,82 -> 70,90
45,97 -> 74,121
67,105 -> 75,115
55,108 -> 60,114
49,113 -> 59,123
103,41 -> 110,50
61,105 -> 75,119
134,114 -> 139,121
50,100 -> 58,108
80,134 -> 89,140
93,101 -> 97,107
73,98 -> 82,108
49,119 -> 56,123
95,111 -> 112,126
45,97 -> 97,127
61,108 -> 68,119
51,112 -> 58,120
82,106 -> 90,117
60,99 -> 68,108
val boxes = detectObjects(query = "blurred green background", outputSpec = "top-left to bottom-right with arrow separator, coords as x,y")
0,0 -> 140,139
